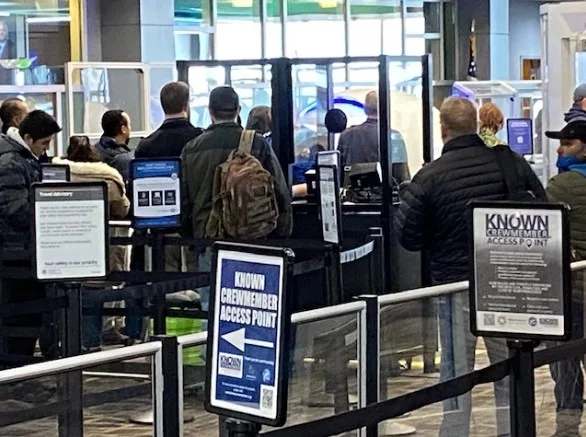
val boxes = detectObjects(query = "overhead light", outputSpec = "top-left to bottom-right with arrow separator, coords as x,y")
232,0 -> 253,7
0,12 -> 9,17
26,16 -> 71,24
319,0 -> 339,8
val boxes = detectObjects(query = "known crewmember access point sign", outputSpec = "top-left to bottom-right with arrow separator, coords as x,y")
205,243 -> 294,426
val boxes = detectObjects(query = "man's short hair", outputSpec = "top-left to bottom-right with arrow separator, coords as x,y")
364,91 -> 378,117
160,82 -> 190,115
19,110 -> 61,141
209,86 -> 239,121
101,110 -> 127,137
0,98 -> 26,134
439,98 -> 478,137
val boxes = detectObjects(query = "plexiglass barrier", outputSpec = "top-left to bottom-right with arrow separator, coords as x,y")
0,342 -> 164,437
0,85 -> 66,156
65,62 -> 150,139
177,301 -> 365,437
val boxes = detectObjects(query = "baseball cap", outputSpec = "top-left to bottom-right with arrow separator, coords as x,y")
545,120 -> 586,142
574,84 -> 586,102
209,86 -> 239,113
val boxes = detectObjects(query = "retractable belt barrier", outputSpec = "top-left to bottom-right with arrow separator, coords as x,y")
263,338 -> 586,437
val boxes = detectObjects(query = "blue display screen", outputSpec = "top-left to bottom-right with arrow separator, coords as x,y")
507,118 -> 534,155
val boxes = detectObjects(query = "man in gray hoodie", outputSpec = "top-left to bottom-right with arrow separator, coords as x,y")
565,84 -> 586,122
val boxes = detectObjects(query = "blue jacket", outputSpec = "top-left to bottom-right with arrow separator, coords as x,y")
564,105 -> 586,123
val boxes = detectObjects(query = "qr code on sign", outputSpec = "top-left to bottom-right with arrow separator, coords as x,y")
484,314 -> 495,326
261,386 -> 274,411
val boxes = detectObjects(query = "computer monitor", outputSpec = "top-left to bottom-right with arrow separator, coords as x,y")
507,118 -> 534,155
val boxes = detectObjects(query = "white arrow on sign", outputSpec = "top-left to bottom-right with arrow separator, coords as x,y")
221,328 -> 274,352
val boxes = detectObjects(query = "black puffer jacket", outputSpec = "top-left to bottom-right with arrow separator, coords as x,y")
396,134 -> 546,285
0,133 -> 40,243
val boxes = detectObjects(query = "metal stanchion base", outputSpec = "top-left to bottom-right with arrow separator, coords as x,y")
129,410 -> 195,425
379,420 -> 417,436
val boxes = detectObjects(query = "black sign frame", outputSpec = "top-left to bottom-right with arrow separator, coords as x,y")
468,200 -> 571,341
506,118 -> 534,156
31,181 -> 109,282
41,164 -> 71,183
204,242 -> 295,427
128,157 -> 182,230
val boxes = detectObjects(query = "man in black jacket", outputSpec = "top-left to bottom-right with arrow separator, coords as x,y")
136,81 -> 203,159
0,111 -> 61,363
95,110 -> 133,182
396,97 -> 546,437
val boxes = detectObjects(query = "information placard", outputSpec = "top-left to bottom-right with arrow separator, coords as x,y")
507,118 -> 534,155
318,165 -> 342,245
205,242 -> 294,426
32,182 -> 108,281
41,164 -> 70,183
130,158 -> 181,229
469,201 -> 571,341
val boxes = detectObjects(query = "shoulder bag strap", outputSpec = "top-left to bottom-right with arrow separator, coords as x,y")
493,145 -> 523,196
237,129 -> 256,155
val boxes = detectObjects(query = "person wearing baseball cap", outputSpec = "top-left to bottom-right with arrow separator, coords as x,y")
564,84 -> 586,122
545,119 -> 586,436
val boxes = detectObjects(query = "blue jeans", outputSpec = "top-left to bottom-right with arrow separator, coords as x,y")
548,274 -> 584,413
438,293 -> 510,437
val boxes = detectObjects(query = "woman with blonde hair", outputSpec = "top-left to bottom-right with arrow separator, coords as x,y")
479,102 -> 505,148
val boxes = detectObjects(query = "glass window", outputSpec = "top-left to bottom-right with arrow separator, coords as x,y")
286,0 -> 345,58
382,17 -> 403,55
174,0 -> 212,27
0,0 -> 70,85
348,0 -> 399,56
215,0 -> 262,59
405,37 -> 425,56
265,0 -> 283,57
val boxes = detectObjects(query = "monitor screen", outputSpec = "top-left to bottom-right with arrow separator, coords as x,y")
41,164 -> 70,183
507,118 -> 534,155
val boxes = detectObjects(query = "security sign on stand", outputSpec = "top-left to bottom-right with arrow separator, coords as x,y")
32,182 -> 108,281
205,242 -> 294,427
129,158 -> 181,229
469,201 -> 571,341
317,164 -> 342,245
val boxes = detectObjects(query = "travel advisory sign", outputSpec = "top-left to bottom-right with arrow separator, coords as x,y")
469,201 -> 570,340
205,242 -> 294,426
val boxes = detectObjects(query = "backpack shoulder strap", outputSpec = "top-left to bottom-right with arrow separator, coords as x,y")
237,129 -> 255,155
493,145 -> 523,195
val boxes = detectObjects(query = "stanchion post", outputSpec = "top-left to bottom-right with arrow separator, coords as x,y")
152,335 -> 180,437
508,340 -> 537,437
58,282 -> 83,437
360,295 -> 379,437
225,418 -> 261,437
151,230 -> 167,335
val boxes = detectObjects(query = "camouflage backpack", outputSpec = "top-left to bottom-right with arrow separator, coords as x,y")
206,130 -> 279,239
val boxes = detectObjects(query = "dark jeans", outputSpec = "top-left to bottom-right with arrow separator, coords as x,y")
82,285 -> 144,348
3,278 -> 45,358
548,277 -> 585,412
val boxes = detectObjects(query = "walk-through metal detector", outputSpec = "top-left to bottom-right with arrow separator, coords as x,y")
177,55 -> 434,296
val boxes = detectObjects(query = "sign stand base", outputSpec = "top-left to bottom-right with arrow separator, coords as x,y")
128,410 -> 195,425
226,418 -> 261,437
507,339 -> 538,437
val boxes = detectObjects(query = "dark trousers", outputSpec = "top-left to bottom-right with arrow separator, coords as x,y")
549,275 -> 585,412
3,278 -> 45,358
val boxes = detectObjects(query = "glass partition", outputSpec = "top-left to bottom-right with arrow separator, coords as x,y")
65,63 -> 149,139
147,63 -> 178,131
231,65 -> 272,126
0,85 -> 66,156
186,65 -> 227,128
179,310 -> 361,436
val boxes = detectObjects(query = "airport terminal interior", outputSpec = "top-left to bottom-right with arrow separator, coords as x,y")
2,0 -> 586,436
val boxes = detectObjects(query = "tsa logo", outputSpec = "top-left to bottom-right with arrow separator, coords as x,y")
218,353 -> 243,378
528,317 -> 538,327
